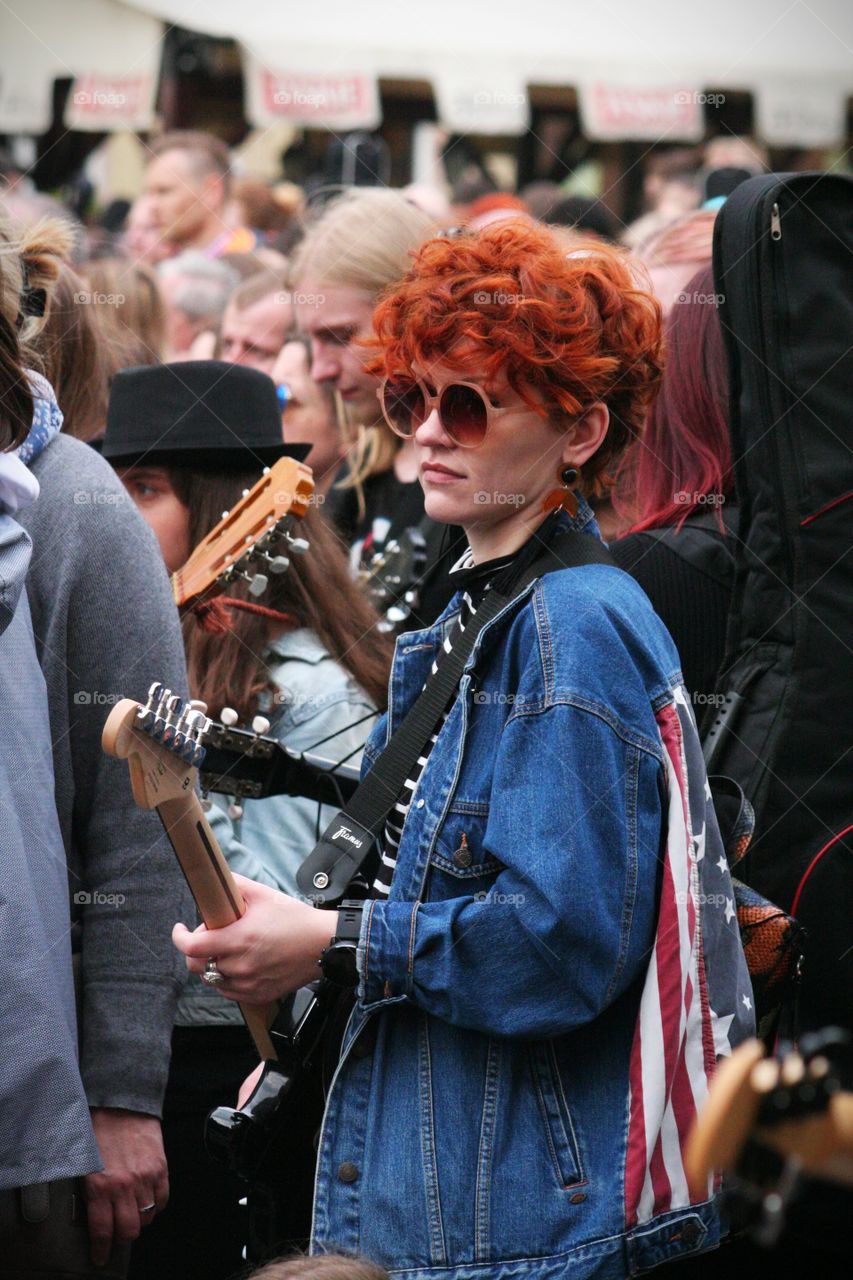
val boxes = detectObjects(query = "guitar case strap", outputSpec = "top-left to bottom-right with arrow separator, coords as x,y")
296,520 -> 612,903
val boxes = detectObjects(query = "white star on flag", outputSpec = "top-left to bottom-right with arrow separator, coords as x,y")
724,897 -> 735,924
742,993 -> 752,1012
709,1008 -> 735,1058
717,855 -> 728,873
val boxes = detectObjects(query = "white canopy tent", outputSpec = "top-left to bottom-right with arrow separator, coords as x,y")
1,0 -> 851,145
120,0 -> 853,145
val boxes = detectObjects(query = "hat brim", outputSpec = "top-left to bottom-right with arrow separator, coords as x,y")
101,441 -> 312,469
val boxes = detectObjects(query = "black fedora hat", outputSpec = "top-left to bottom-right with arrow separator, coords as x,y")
102,361 -> 310,469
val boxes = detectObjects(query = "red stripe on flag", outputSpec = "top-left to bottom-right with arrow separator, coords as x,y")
625,1019 -> 647,1227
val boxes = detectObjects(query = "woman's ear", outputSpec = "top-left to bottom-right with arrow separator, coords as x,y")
562,402 -> 609,470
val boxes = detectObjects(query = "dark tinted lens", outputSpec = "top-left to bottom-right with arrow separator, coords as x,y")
440,383 -> 488,446
382,381 -> 426,437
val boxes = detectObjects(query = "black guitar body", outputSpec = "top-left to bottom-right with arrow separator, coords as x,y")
205,983 -> 352,1263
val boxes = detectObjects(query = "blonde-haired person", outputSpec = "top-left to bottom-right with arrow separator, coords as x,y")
249,1255 -> 389,1280
81,256 -> 167,367
290,189 -> 464,627
3,203 -> 195,1271
33,262 -> 113,440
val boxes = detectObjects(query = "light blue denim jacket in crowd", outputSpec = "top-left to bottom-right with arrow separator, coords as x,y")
311,503 -> 755,1279
177,627 -> 377,1026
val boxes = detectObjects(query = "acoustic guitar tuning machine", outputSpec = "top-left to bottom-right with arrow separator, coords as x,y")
285,533 -> 309,556
221,707 -> 239,727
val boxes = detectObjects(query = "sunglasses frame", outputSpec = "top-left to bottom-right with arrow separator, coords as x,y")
377,375 -> 533,448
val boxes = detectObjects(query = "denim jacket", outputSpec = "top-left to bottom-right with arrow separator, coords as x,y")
311,506 -> 754,1279
178,628 -> 377,1026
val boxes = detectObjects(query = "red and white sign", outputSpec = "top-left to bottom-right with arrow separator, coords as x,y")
65,73 -> 156,131
579,82 -> 704,142
246,62 -> 381,130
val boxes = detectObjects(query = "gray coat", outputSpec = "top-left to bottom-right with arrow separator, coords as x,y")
17,435 -> 194,1117
0,510 -> 101,1187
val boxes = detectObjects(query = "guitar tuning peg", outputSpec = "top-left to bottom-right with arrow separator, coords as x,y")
221,510 -> 230,519
268,555 -> 289,574
262,466 -> 270,475
189,699 -> 208,714
248,573 -> 269,597
287,535 -> 310,556
220,707 -> 239,727
227,803 -> 243,821
241,488 -> 251,498
251,715 -> 270,735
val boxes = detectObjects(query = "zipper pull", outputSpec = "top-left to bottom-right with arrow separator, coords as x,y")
770,203 -> 782,241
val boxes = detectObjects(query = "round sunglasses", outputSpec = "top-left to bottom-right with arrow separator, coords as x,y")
378,376 -> 529,449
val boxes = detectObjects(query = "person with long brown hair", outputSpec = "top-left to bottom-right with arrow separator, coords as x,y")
102,359 -> 391,1280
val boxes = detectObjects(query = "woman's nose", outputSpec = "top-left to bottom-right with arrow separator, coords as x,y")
414,407 -> 453,448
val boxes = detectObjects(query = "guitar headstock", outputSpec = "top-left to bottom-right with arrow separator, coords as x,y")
360,525 -> 428,632
686,1030 -> 853,1231
172,457 -> 314,609
102,682 -> 212,809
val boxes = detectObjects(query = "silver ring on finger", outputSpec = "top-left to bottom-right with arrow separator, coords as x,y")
202,957 -> 225,987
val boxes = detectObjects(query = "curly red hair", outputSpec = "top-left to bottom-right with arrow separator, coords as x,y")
366,220 -> 664,491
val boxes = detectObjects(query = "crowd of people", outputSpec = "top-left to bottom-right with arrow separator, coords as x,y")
0,126 -> 840,1280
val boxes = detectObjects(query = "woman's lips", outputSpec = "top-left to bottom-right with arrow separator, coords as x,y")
422,462 -> 464,483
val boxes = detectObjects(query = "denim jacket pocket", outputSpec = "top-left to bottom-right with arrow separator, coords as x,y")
528,1041 -> 586,1190
428,808 -> 504,899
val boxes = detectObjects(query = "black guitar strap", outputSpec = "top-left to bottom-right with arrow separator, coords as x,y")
296,521 -> 612,903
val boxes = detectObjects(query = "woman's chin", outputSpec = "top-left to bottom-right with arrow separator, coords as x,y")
422,489 -> 468,527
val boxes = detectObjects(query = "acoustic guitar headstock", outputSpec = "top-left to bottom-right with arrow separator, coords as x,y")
172,456 -> 314,609
102,682 -> 212,809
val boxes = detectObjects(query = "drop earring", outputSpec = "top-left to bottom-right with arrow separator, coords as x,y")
543,464 -> 579,517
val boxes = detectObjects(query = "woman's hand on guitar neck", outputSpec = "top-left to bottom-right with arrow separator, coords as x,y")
172,874 -> 338,1004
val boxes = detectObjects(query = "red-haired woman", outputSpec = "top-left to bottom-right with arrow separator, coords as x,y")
611,263 -> 734,702
174,222 -> 754,1279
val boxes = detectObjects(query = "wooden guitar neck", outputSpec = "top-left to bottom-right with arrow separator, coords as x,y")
157,790 -> 278,1061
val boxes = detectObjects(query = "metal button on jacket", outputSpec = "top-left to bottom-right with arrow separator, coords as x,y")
453,833 -> 472,867
338,1161 -> 359,1184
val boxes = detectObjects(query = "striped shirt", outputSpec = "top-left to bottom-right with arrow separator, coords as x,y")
371,547 -> 513,898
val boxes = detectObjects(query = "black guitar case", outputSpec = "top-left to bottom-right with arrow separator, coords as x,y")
705,172 -> 853,1034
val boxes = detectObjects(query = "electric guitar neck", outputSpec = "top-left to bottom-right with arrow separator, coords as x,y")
102,685 -> 279,1061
